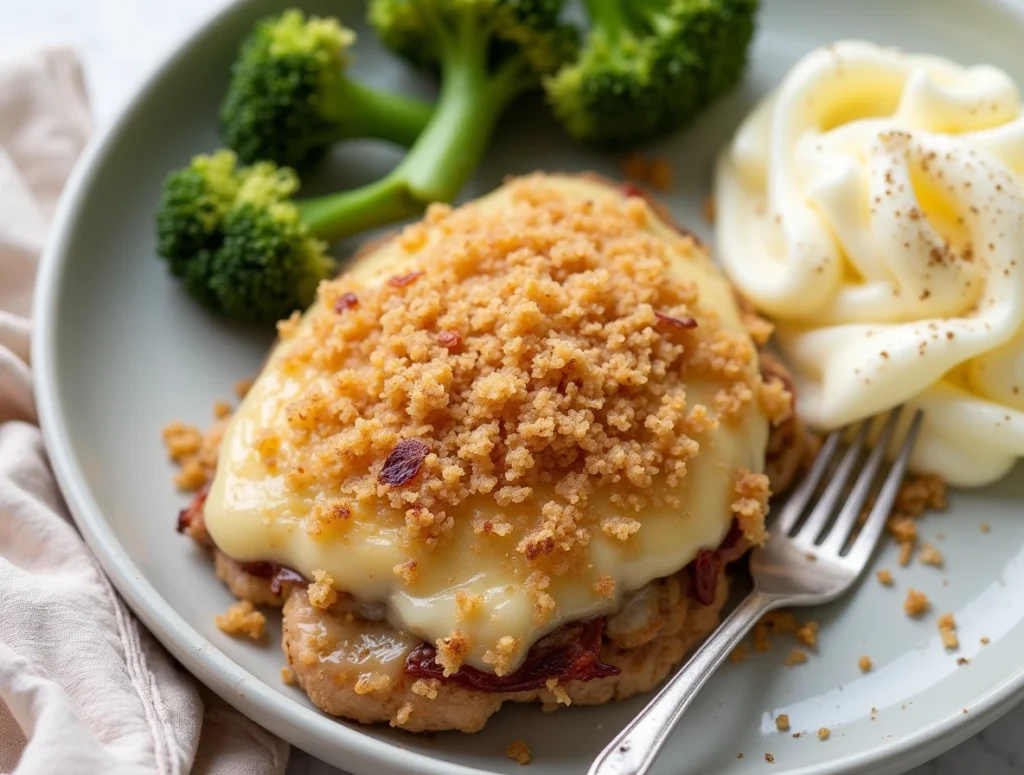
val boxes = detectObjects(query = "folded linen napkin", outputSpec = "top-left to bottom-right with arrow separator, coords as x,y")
0,46 -> 289,775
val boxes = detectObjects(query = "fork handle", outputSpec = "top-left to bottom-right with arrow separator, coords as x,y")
588,590 -> 783,775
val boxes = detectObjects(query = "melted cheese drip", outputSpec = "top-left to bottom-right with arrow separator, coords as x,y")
205,177 -> 769,672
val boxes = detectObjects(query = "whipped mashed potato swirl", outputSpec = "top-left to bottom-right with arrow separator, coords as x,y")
716,40 -> 1024,486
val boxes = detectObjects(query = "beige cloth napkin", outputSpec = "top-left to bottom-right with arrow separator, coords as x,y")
0,46 -> 289,775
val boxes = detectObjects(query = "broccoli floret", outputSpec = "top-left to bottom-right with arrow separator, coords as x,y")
156,150 -> 414,323
221,9 -> 434,168
160,3 -> 575,324
545,0 -> 758,147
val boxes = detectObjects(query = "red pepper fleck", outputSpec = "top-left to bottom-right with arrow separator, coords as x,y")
334,292 -> 358,313
655,311 -> 699,330
620,182 -> 646,198
176,486 -> 208,534
437,330 -> 462,348
691,548 -> 721,605
388,271 -> 424,288
378,438 -> 430,486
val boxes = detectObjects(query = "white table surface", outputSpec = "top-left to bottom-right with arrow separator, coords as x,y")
4,1 -> 1024,773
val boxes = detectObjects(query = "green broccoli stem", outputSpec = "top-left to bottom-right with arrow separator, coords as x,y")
387,16 -> 527,204
322,78 -> 434,147
293,17 -> 530,243
297,174 -> 423,241
583,0 -> 632,43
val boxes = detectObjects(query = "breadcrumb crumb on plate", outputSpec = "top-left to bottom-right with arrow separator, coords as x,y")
215,600 -> 265,640
506,739 -> 531,765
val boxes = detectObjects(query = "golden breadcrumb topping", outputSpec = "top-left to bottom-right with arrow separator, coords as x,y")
215,600 -> 265,640
411,678 -> 440,700
435,630 -> 470,676
506,739 -> 532,765
545,678 -> 572,706
454,590 -> 484,622
482,635 -> 520,677
593,574 -> 617,599
732,470 -> 770,546
392,702 -> 415,727
280,666 -> 296,685
307,570 -> 338,609
262,177 -> 766,577
353,673 -> 393,695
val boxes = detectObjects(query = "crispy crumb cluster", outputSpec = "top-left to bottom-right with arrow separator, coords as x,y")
162,417 -> 228,491
506,739 -> 532,765
266,177 -> 772,575
215,600 -> 265,640
885,474 -> 948,566
938,612 -> 959,649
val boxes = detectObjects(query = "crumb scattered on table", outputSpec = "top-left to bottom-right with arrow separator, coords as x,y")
817,728 -> 830,741
876,569 -> 894,586
980,523 -> 991,533
858,655 -> 872,672
775,714 -> 790,732
765,753 -> 775,763
904,588 -> 931,617
215,600 -> 265,640
506,739 -> 531,765
957,657 -> 970,666
981,636 -> 990,645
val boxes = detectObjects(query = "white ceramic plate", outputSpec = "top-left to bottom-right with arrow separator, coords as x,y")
33,1 -> 1024,773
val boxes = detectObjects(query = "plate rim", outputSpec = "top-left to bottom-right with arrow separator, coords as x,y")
30,1 -> 1024,773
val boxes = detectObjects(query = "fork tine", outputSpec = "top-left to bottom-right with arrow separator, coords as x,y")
796,418 -> 874,543
844,410 -> 925,570
776,430 -> 844,534
818,406 -> 904,554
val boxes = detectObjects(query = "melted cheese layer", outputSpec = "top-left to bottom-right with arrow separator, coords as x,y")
205,176 -> 769,672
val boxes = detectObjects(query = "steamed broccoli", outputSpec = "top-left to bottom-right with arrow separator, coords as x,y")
159,2 -> 575,324
221,10 -> 434,168
544,0 -> 758,147
367,0 -> 577,205
156,150 -> 417,323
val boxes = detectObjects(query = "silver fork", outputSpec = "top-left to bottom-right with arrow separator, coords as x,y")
589,407 -> 924,775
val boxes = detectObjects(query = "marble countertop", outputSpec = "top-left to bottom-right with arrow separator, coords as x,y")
3,1 -> 1022,773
